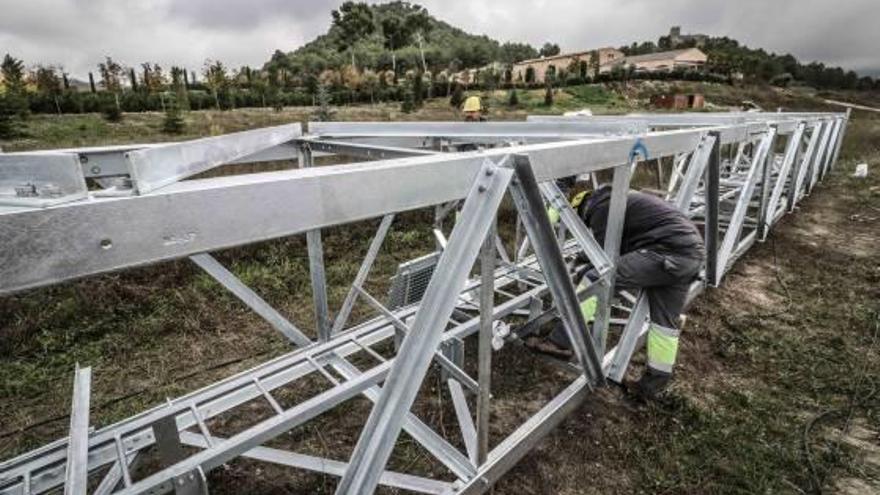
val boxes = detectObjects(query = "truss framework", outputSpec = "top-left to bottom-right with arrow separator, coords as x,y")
0,110 -> 849,495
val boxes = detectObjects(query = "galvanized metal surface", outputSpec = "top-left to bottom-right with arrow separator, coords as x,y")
0,111 -> 848,495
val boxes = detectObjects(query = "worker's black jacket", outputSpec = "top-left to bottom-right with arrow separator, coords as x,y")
578,186 -> 704,255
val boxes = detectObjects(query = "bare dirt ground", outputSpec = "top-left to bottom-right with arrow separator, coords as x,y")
1,104 -> 878,494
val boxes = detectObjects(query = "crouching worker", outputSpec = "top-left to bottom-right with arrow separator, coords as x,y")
530,185 -> 704,400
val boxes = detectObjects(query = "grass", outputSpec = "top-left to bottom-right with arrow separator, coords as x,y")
1,86 -> 879,493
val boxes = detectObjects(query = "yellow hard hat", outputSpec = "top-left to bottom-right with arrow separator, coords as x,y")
462,96 -> 482,112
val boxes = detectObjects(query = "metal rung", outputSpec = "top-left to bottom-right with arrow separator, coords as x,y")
351,337 -> 388,363
113,434 -> 134,488
252,376 -> 284,415
306,355 -> 340,385
189,404 -> 215,449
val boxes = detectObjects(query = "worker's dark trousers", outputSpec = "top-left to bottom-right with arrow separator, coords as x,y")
550,246 -> 703,371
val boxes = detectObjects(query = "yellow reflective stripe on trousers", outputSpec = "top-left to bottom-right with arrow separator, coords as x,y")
580,295 -> 597,323
647,324 -> 679,373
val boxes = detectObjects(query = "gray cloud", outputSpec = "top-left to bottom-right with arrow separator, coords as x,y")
0,0 -> 877,79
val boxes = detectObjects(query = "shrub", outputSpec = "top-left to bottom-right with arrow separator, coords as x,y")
449,84 -> 464,109
507,89 -> 519,107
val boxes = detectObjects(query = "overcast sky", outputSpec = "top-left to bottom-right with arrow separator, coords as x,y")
1,0 -> 877,80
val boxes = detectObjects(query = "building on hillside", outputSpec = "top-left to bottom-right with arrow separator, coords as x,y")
613,48 -> 708,74
651,93 -> 705,110
667,26 -> 708,48
511,47 -> 624,84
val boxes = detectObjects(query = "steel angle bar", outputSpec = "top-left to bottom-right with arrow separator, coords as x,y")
126,123 -> 301,194
828,111 -> 851,171
0,129 -> 716,296
63,365 -> 91,495
448,379 -> 479,465
309,121 -> 649,138
17,141 -> 302,181
808,121 -> 834,193
819,118 -> 843,180
763,122 -> 806,236
293,144 -> 332,342
300,138 -> 439,159
716,127 -> 776,277
190,253 -> 311,346
704,132 -> 723,287
606,292 -> 650,382
178,431 -> 452,495
332,214 -> 396,335
672,134 -> 715,211
591,164 -> 634,357
351,285 -> 480,395
336,158 -> 512,494
791,122 -> 822,209
456,375 -> 590,495
477,222 -> 496,466
0,153 -> 88,208
325,355 -> 477,480
538,182 -> 612,275
508,155 -> 605,382
112,361 -> 393,495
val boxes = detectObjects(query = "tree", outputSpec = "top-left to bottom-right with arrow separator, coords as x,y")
98,57 -> 124,113
362,69 -> 380,104
543,81 -> 553,106
0,94 -> 25,138
141,63 -> 165,93
331,1 -> 375,69
313,83 -> 335,121
1,54 -> 27,95
499,42 -> 538,64
202,59 -> 228,110
380,4 -> 430,74
507,88 -> 519,107
400,83 -> 415,113
162,93 -> 185,134
539,42 -> 561,57
412,70 -> 424,108
449,83 -> 464,108
1,54 -> 29,119
32,65 -> 63,114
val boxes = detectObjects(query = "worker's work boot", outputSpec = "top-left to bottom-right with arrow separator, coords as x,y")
634,369 -> 672,401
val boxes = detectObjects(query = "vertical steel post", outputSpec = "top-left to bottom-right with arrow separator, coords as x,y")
298,144 -> 331,341
756,125 -> 778,241
705,131 -> 721,287
336,158 -> 512,495
477,222 -> 495,466
592,163 -> 633,357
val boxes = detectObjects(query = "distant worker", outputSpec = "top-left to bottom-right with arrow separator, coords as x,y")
462,96 -> 487,121
531,185 -> 705,400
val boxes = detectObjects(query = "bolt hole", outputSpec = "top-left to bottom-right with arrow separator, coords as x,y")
100,239 -> 113,250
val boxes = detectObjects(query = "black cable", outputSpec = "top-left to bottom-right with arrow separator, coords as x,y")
801,312 -> 879,494
0,349 -> 273,440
